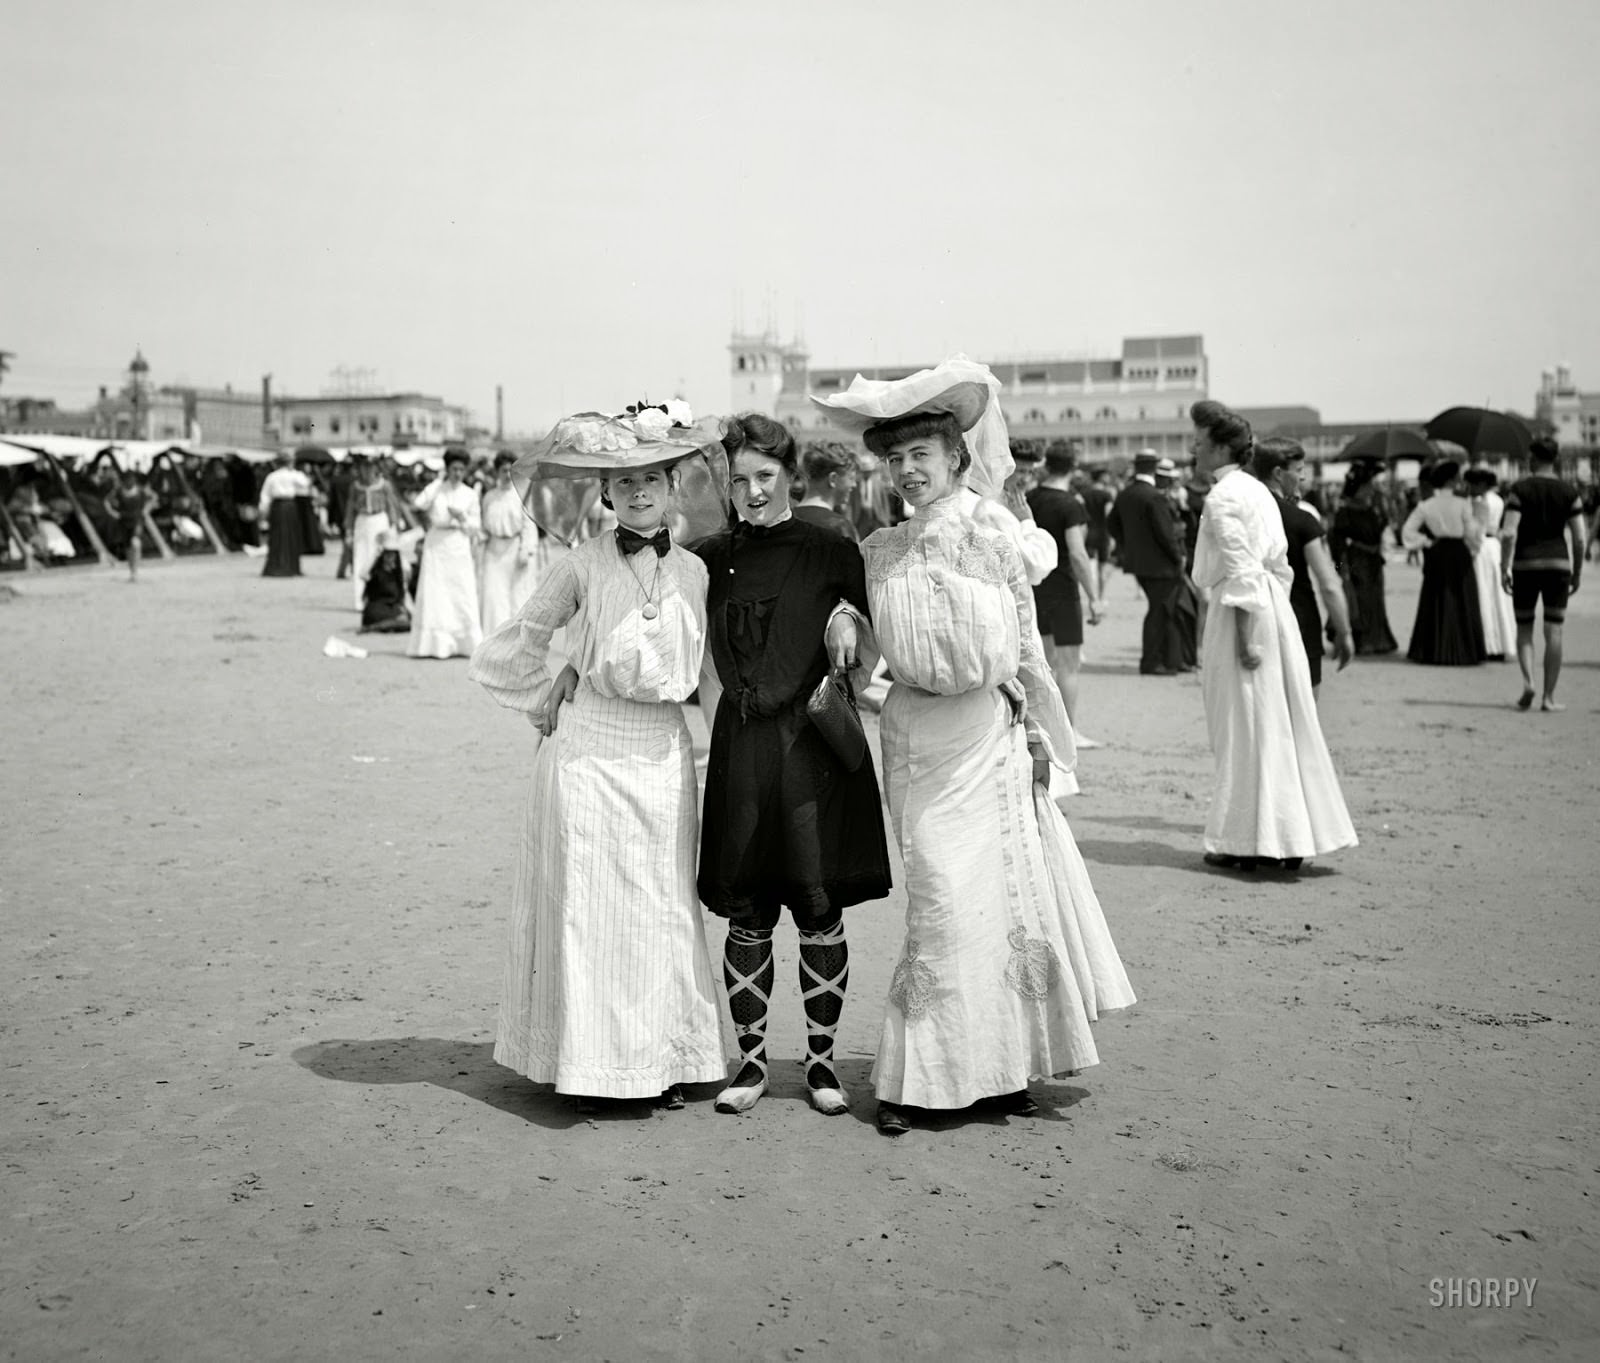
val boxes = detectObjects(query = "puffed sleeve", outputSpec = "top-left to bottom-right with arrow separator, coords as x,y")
1003,536 -> 1076,774
824,534 -> 880,678
467,551 -> 583,721
1399,501 -> 1430,552
1197,491 -> 1273,612
972,496 -> 1057,584
413,479 -> 442,518
461,487 -> 481,535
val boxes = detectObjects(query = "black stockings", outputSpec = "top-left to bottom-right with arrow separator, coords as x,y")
721,918 -> 850,1092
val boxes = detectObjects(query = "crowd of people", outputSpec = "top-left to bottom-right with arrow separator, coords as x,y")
7,359 -> 1588,1137
449,369 -> 1593,1131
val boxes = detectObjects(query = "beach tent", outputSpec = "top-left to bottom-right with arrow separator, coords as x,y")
0,436 -> 113,564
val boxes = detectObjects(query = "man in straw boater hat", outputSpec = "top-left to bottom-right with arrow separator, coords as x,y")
812,357 -> 1134,1134
467,404 -> 729,1113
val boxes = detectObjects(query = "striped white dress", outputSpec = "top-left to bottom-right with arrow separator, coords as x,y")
468,533 -> 727,1098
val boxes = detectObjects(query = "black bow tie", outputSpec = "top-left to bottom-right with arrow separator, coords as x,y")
734,519 -> 777,540
617,525 -> 671,558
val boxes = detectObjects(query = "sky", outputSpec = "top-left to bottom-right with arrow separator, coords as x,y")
2,0 -> 1596,434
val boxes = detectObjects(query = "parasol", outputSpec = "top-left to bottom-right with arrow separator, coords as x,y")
1339,427 -> 1434,461
1423,408 -> 1531,459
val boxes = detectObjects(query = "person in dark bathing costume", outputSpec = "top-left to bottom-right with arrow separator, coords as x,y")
693,413 -> 893,1118
1328,460 -> 1399,655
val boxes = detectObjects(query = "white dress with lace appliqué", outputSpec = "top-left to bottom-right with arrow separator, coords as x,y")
467,536 -> 727,1097
1194,467 -> 1357,858
863,495 -> 1135,1109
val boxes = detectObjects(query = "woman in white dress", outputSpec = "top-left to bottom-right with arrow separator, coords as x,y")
1463,467 -> 1517,661
407,450 -> 483,660
468,409 -> 727,1109
812,359 -> 1134,1134
1190,400 -> 1357,872
478,452 -> 541,635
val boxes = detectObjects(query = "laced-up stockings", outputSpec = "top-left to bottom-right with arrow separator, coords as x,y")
723,924 -> 774,1090
798,918 -> 849,1092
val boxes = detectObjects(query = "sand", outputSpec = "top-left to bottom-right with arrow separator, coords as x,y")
3,545 -> 1597,1362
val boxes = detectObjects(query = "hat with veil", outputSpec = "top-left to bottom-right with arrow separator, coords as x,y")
807,355 -> 1014,499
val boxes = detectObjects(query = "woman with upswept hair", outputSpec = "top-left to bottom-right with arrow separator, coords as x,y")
1190,400 -> 1356,872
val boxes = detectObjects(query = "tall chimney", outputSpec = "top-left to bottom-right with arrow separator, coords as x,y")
262,373 -> 273,423
496,384 -> 504,442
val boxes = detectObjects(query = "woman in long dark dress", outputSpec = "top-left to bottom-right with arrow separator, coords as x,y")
1400,459 -> 1486,666
257,450 -> 309,577
694,413 -> 893,1117
1329,462 -> 1399,655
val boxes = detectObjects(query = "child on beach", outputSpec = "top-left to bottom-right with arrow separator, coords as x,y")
106,471 -> 154,582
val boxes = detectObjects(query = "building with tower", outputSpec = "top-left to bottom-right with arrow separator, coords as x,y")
731,331 -> 1211,462
1536,364 -> 1600,451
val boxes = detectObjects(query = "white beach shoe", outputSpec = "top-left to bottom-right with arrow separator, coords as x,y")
714,1066 -> 768,1114
807,1082 -> 850,1116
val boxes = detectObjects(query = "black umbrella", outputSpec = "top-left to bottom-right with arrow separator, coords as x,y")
1423,407 -> 1531,458
1340,427 -> 1435,461
294,444 -> 335,466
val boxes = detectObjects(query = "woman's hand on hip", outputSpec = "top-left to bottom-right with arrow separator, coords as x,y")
536,665 -> 579,736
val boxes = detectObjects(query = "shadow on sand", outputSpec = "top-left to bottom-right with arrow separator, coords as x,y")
293,1036 -> 725,1130
1073,837 -> 1337,879
1069,813 -> 1205,836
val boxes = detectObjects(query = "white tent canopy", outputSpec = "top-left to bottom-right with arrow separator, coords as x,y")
0,435 -> 191,471
389,444 -> 445,470
1,439 -> 45,467
0,433 -> 116,462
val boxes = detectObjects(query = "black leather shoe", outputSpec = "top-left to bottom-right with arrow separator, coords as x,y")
876,1102 -> 911,1135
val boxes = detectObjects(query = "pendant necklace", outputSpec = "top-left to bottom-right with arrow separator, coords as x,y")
625,548 -> 662,620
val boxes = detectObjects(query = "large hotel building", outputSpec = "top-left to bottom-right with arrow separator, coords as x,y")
731,331 -> 1210,461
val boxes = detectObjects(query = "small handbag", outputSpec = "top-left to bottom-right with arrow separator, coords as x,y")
806,667 -> 867,772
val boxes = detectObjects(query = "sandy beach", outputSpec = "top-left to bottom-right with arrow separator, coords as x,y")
3,546 -> 1597,1362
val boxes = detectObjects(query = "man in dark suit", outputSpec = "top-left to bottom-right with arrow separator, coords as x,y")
1108,448 -> 1189,674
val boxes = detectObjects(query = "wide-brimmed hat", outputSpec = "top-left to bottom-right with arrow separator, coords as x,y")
1155,457 -> 1178,479
807,355 -> 1012,498
808,364 -> 989,435
514,406 -> 721,482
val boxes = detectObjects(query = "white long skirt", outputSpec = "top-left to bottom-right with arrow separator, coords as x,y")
1201,578 -> 1358,858
1472,537 -> 1517,658
351,511 -> 391,611
479,537 -> 539,636
496,685 -> 728,1097
871,686 -> 1135,1108
406,527 -> 482,659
